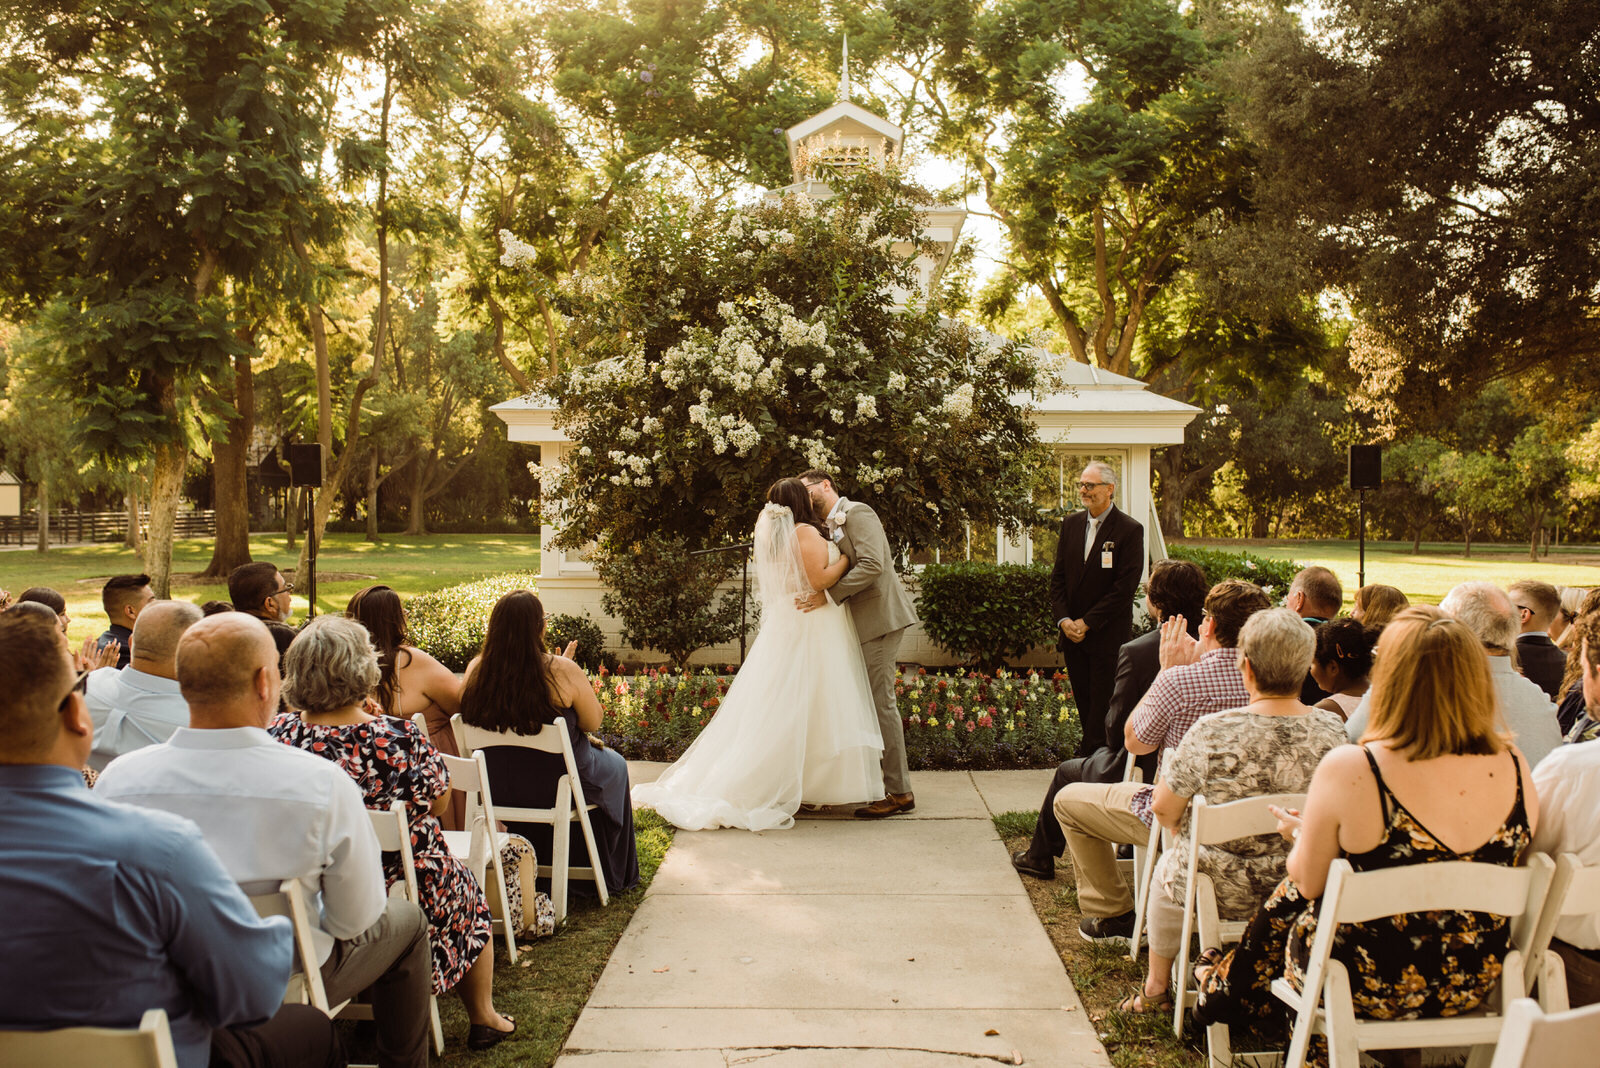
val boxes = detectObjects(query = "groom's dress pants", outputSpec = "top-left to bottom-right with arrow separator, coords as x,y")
863,627 -> 910,795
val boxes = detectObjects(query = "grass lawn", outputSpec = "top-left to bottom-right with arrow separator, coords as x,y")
1174,537 -> 1600,606
0,533 -> 539,645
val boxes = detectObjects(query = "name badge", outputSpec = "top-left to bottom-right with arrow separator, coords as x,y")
1101,541 -> 1114,569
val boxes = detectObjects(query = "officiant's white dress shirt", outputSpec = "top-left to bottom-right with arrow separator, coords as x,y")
95,726 -> 385,964
85,665 -> 190,771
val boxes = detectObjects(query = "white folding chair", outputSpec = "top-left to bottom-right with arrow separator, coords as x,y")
1487,997 -> 1600,1067
1171,792 -> 1307,1059
248,878 -> 347,1015
1271,855 -> 1555,1068
1524,852 -> 1600,1011
353,801 -> 444,1055
435,748 -> 521,960
1125,751 -> 1163,961
454,712 -> 609,923
0,1008 -> 179,1068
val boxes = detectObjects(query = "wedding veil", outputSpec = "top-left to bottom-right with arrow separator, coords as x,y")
752,502 -> 811,611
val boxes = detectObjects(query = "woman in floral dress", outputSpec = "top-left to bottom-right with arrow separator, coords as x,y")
1192,607 -> 1539,1058
271,616 -> 516,1051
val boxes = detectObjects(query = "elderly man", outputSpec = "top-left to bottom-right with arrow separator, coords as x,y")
1011,559 -> 1208,880
1053,579 -> 1270,941
85,599 -> 203,770
97,613 -> 430,1068
1509,579 -> 1567,699
96,572 -> 155,669
1347,581 -> 1561,766
1049,461 -> 1145,757
1285,566 -> 1343,703
0,612 -> 341,1068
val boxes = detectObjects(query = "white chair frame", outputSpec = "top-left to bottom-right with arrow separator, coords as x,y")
248,878 -> 347,1016
1171,792 -> 1307,1063
354,800 -> 444,1055
1524,852 -> 1600,1011
1487,996 -> 1600,1067
0,1008 -> 179,1068
1270,854 -> 1555,1068
1125,750 -> 1163,961
453,712 -> 609,923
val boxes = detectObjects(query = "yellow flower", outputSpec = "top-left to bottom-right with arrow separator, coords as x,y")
927,717 -> 939,728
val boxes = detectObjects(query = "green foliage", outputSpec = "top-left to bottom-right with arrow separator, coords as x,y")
1166,545 -> 1301,598
544,169 -> 1048,557
595,536 -> 744,670
917,562 -> 1058,667
545,613 -> 618,674
407,571 -> 541,671
597,666 -> 1081,770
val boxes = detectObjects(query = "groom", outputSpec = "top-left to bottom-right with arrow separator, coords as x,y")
797,470 -> 918,818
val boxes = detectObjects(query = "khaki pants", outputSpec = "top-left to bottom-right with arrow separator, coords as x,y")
1053,780 -> 1149,917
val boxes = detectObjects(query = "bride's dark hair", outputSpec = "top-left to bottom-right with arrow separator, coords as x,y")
766,477 -> 826,537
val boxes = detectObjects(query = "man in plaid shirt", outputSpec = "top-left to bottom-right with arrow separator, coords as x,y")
1050,579 -> 1271,942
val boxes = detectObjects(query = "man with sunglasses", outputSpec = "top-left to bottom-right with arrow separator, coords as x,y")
1049,462 -> 1145,757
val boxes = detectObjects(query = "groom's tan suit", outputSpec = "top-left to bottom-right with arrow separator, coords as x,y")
829,499 -> 917,796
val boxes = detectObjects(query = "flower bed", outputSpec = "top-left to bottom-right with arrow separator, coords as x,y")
594,667 -> 1081,770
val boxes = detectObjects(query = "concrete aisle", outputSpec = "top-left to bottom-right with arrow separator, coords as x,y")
555,767 -> 1113,1067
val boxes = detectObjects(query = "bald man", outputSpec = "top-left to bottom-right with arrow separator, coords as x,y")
98,613 -> 431,1068
85,599 -> 203,770
0,612 -> 340,1068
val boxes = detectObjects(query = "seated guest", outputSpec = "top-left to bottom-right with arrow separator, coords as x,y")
1054,579 -> 1271,941
347,584 -> 467,828
1349,583 -> 1408,629
202,599 -> 236,616
0,611 -> 341,1068
1285,567 -> 1343,703
461,590 -> 639,896
1012,559 -> 1207,881
85,600 -> 203,769
8,596 -> 115,673
97,612 -> 432,1068
17,585 -> 69,632
1347,581 -> 1561,767
1532,633 -> 1600,1006
1194,607 -> 1538,1041
1552,587 -> 1590,650
270,616 -> 516,1050
1559,612 -> 1600,740
1121,609 -> 1346,1014
97,572 -> 154,668
228,561 -> 298,665
1510,579 -> 1567,699
1308,618 -> 1376,721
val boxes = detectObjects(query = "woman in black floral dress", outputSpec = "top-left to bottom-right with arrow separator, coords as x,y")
1193,606 -> 1539,1058
271,616 -> 516,1051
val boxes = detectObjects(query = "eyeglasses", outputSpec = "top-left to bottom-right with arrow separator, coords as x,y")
276,582 -> 295,595
59,669 -> 88,709
1078,481 -> 1108,491
1514,605 -> 1532,615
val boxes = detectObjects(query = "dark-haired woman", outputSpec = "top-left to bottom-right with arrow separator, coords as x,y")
1309,618 -> 1376,721
460,590 -> 639,896
630,477 -> 884,830
347,585 -> 467,829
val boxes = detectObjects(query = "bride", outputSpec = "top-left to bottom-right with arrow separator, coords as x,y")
631,477 -> 886,830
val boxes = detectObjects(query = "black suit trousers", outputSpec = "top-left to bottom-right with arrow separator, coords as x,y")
1062,638 -> 1117,757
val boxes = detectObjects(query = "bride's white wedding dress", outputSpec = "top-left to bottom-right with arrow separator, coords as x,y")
631,504 -> 885,831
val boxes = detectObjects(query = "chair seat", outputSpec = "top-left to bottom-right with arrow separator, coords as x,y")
1269,977 -> 1509,1046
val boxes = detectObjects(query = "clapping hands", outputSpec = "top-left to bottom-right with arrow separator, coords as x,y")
1157,615 -> 1200,669
77,636 -> 119,673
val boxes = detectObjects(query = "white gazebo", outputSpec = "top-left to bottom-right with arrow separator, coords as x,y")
491,63 -> 1201,666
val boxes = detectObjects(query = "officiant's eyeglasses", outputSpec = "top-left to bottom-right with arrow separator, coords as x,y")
1078,481 -> 1108,490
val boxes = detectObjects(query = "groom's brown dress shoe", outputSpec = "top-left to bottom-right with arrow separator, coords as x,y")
855,792 -> 915,819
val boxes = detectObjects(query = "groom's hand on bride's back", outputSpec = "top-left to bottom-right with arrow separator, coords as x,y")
795,591 -> 826,612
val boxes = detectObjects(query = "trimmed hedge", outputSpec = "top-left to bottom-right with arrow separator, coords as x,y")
407,572 -> 542,671
1165,545 -> 1303,598
917,561 -> 1057,667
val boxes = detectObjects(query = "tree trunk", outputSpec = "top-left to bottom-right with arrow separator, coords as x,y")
285,487 -> 299,550
1250,512 -> 1270,539
145,440 -> 187,598
123,484 -> 144,552
405,455 -> 429,535
1412,525 -> 1423,554
1152,447 -> 1186,537
34,470 -> 49,553
201,350 -> 255,577
365,448 -> 380,542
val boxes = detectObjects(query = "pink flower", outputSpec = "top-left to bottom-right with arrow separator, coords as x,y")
966,721 -> 976,733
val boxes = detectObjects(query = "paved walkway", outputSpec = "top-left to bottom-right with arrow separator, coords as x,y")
555,766 -> 1112,1067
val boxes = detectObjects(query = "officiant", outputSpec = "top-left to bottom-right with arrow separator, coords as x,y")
1049,462 -> 1145,757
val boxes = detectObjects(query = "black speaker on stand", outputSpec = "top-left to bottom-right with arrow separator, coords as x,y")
286,444 -> 324,618
1349,445 -> 1382,588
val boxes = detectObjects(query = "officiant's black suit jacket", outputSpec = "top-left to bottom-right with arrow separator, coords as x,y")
1048,504 -> 1144,654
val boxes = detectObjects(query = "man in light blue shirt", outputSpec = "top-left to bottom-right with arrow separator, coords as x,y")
86,598 -> 201,769
0,611 -> 342,1068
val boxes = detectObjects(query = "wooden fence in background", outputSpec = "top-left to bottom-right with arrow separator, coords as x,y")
0,510 -> 215,547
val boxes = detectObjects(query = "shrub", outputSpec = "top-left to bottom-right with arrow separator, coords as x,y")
1167,545 -> 1303,599
595,535 -> 745,670
407,571 -> 541,671
546,613 -> 618,673
917,561 -> 1058,667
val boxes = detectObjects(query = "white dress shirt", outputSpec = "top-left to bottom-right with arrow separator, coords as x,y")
95,726 -> 385,964
85,666 -> 190,771
1532,740 -> 1600,948
1084,510 -> 1104,561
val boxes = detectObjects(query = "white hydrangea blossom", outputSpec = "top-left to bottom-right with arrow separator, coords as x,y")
854,393 -> 879,422
498,229 -> 537,269
942,382 -> 976,420
886,371 -> 907,392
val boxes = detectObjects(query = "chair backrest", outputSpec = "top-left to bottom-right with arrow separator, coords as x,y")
1488,997 -> 1600,1068
248,878 -> 332,1011
366,800 -> 416,902
1190,793 -> 1307,848
451,713 -> 592,819
0,1008 -> 179,1068
1529,853 -> 1600,976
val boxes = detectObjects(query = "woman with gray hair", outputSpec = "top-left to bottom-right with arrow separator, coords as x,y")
1118,608 -> 1347,1015
270,615 -> 516,1050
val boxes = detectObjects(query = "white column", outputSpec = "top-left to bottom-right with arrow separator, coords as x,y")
1127,446 -> 1152,579
540,444 -> 566,580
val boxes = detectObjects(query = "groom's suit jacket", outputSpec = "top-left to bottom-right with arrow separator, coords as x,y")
830,500 -> 918,644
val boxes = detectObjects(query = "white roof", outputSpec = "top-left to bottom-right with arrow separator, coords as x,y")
784,102 -> 903,161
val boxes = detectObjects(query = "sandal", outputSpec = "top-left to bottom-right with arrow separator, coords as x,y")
1117,988 -> 1175,1015
1192,947 -> 1226,988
